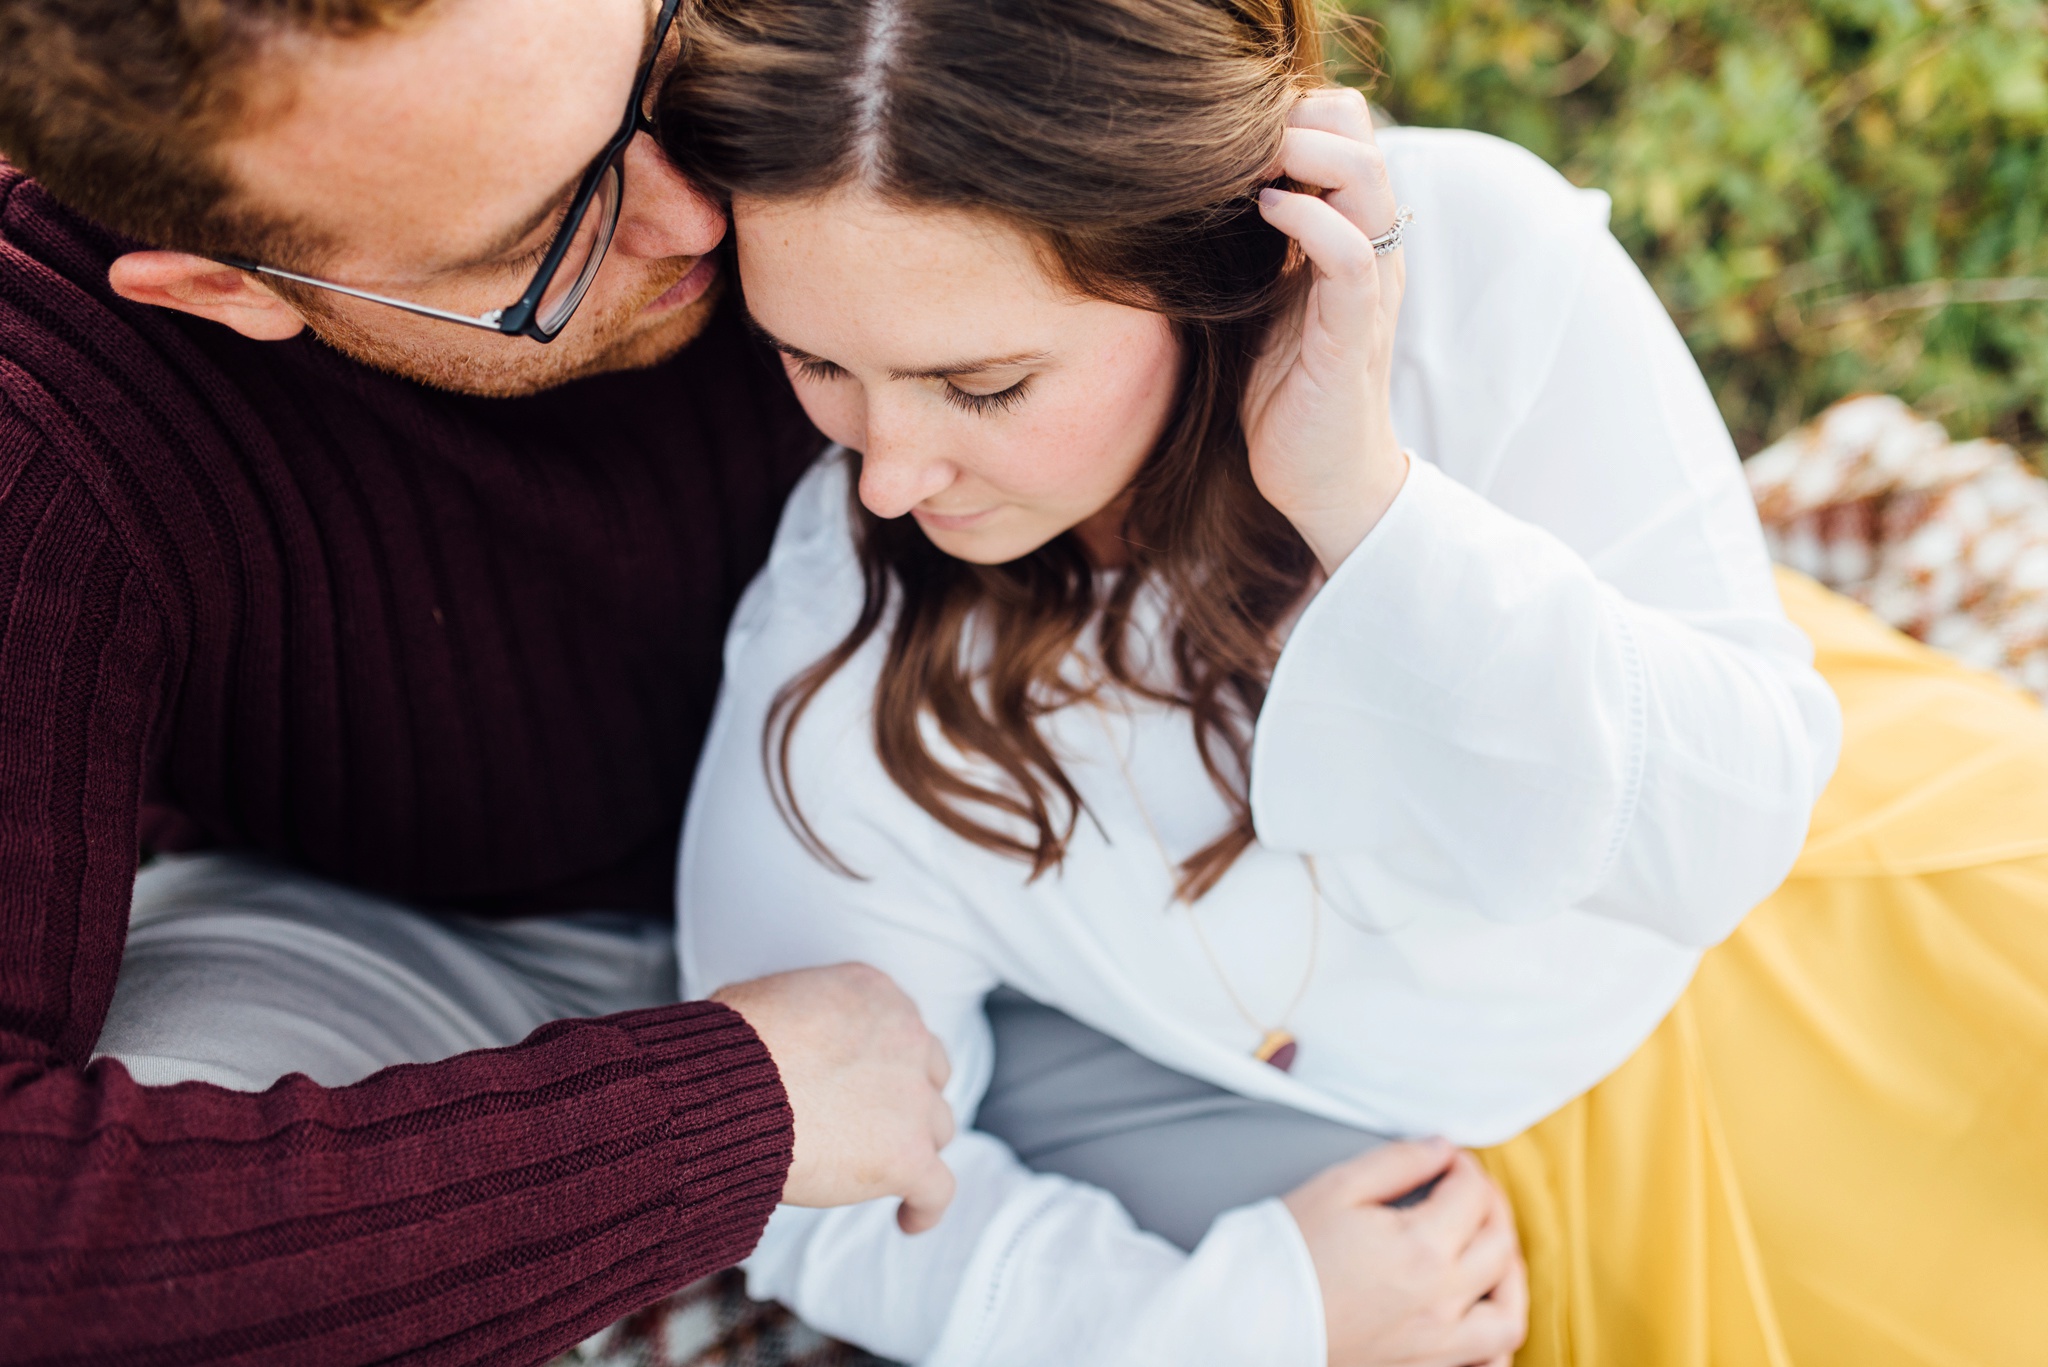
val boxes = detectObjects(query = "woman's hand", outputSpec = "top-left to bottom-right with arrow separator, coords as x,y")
1284,1139 -> 1529,1367
1243,87 -> 1409,575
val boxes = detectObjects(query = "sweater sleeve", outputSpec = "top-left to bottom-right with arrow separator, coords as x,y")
0,414 -> 794,1364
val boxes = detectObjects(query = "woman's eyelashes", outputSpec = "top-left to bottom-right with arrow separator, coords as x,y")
791,356 -> 848,385
788,354 -> 1032,417
940,377 -> 1032,415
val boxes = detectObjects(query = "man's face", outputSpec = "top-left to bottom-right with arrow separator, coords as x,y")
222,0 -> 725,396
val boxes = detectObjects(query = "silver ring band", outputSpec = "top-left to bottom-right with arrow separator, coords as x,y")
1370,206 -> 1415,257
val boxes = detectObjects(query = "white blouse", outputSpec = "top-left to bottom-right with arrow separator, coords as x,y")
677,127 -> 1842,1367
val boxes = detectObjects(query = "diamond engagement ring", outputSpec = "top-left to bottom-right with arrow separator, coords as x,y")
1370,206 -> 1415,256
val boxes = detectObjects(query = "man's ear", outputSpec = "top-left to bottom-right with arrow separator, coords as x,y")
107,252 -> 308,341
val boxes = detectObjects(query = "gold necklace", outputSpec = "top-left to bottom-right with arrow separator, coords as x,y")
1095,706 -> 1321,1072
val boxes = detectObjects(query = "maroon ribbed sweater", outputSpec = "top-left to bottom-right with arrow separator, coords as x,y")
0,166 -> 822,1363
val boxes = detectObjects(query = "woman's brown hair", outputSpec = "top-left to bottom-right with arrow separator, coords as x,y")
662,0 -> 1330,897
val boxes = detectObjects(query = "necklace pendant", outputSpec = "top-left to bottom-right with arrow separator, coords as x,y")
1254,1028 -> 1298,1073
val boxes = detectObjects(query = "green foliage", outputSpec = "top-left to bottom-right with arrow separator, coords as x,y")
1339,0 -> 2048,455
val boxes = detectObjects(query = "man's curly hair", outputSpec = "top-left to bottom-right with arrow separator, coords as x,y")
0,0 -> 437,256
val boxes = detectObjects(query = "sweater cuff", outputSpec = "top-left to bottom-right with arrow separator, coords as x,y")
610,1002 -> 795,1276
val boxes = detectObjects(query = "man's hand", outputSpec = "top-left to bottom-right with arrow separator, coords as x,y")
1284,1140 -> 1528,1367
713,964 -> 957,1233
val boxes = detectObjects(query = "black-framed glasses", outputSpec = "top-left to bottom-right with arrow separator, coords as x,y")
216,0 -> 682,344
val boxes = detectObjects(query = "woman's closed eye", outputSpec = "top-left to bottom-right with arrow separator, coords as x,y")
791,355 -> 849,386
940,376 -> 1031,415
790,353 -> 1032,417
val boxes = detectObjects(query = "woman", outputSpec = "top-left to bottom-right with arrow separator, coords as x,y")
665,1 -> 2048,1364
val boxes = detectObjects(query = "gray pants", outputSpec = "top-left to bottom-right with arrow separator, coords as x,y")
976,988 -> 1388,1250
98,854 -> 676,1090
98,855 -> 1381,1252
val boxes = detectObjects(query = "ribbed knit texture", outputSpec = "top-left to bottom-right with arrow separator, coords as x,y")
0,166 -> 814,1363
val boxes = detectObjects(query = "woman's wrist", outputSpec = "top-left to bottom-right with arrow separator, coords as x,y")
1282,447 -> 1411,574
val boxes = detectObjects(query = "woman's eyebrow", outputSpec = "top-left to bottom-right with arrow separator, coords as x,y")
747,318 -> 830,366
886,351 -> 1049,381
747,316 -> 1046,378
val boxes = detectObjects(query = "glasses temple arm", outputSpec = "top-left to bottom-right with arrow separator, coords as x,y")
214,257 -> 509,332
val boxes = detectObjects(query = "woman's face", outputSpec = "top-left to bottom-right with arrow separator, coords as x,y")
735,188 -> 1182,565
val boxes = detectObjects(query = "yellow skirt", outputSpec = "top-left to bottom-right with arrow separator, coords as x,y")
1480,570 -> 2048,1367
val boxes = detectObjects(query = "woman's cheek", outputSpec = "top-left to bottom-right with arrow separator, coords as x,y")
982,419 -> 1128,521
790,372 -> 866,451
1033,376 -> 1161,501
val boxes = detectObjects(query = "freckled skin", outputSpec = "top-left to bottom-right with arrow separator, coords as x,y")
735,190 -> 1182,566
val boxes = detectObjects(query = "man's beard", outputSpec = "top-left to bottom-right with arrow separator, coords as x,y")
300,256 -> 725,398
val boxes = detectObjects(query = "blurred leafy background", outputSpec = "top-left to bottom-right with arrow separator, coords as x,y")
1337,0 -> 2048,458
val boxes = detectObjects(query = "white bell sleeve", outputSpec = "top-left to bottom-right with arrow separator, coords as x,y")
678,462 -> 1325,1367
1254,131 -> 1842,947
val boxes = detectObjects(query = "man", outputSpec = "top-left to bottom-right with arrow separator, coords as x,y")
0,1 -> 1519,1363
0,2 -> 956,1361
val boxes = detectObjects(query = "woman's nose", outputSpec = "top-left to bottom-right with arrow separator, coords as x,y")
858,428 -> 958,520
613,135 -> 728,262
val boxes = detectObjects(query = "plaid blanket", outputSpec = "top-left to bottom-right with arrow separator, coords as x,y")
554,1270 -> 891,1367
551,394 -> 2046,1367
1748,394 -> 2048,702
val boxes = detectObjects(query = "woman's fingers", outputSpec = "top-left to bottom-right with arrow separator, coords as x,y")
1496,1249 -> 1530,1325
1451,1201 -> 1521,1306
1288,84 -> 1377,141
1312,1137 -> 1457,1206
1456,1247 -> 1531,1363
1439,1277 -> 1528,1367
1406,1152 -> 1496,1252
1444,1204 -> 1527,1367
1274,125 -> 1398,239
1260,122 -> 1402,359
1242,85 -> 1409,571
1256,188 -> 1383,348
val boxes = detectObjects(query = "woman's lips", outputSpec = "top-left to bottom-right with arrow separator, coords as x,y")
912,506 -> 998,533
644,255 -> 719,315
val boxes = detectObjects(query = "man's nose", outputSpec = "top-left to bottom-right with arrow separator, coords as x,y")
612,134 -> 727,261
858,423 -> 958,520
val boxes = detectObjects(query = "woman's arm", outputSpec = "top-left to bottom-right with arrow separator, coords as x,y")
677,509 -> 1327,1365
681,765 -> 1328,1367
1250,134 -> 1840,946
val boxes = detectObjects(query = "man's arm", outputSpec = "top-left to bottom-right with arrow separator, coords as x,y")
0,417 -> 808,1365
4,1010 -> 793,1365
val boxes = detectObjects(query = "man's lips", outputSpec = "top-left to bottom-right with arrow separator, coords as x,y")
644,255 -> 718,315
